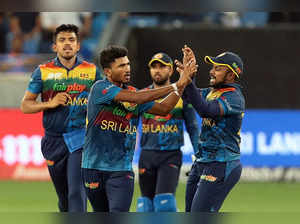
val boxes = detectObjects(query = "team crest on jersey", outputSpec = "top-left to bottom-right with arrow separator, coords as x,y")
80,73 -> 89,79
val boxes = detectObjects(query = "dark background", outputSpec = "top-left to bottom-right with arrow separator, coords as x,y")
126,26 -> 300,109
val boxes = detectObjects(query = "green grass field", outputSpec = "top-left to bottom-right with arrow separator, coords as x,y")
0,180 -> 300,212
1,181 -> 300,224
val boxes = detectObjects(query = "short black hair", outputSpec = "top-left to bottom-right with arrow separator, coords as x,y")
99,45 -> 128,69
53,24 -> 80,42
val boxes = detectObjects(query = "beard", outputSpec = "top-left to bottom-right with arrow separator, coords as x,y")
153,77 -> 169,86
209,80 -> 226,88
209,72 -> 230,88
61,54 -> 75,61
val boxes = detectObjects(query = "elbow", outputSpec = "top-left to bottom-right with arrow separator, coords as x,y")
20,101 -> 30,114
20,102 -> 26,113
20,105 -> 28,114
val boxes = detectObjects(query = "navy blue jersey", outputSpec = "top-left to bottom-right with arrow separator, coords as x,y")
139,86 -> 199,152
82,79 -> 154,171
27,57 -> 102,134
194,84 -> 245,162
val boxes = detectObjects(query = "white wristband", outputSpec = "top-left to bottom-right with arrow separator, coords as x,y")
171,83 -> 178,92
173,90 -> 180,96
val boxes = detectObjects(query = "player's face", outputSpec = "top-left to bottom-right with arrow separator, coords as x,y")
110,56 -> 131,85
53,32 -> 80,60
209,64 -> 231,87
149,62 -> 172,86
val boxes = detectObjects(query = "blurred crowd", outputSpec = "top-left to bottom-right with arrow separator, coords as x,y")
122,12 -> 300,28
0,12 -> 111,72
0,12 -> 300,73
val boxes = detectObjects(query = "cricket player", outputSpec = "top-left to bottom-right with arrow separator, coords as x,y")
176,46 -> 245,212
20,24 -> 102,212
136,52 -> 199,212
81,45 -> 197,212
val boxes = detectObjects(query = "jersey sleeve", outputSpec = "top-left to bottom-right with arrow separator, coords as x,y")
91,81 -> 122,105
217,91 -> 244,115
137,101 -> 155,115
27,67 -> 42,94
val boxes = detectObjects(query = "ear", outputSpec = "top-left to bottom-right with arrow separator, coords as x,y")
76,42 -> 81,51
103,68 -> 111,78
226,71 -> 236,81
52,43 -> 57,53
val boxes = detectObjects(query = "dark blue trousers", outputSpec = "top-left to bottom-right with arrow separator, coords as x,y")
82,168 -> 134,212
138,150 -> 182,199
185,160 -> 242,212
41,134 -> 87,212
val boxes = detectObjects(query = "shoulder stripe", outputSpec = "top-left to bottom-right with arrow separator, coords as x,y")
218,87 -> 236,93
40,61 -> 58,69
79,61 -> 96,68
127,85 -> 137,91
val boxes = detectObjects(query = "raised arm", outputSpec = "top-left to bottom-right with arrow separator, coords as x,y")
175,45 -> 223,118
114,83 -> 182,105
183,83 -> 223,118
115,57 -> 196,105
146,56 -> 198,116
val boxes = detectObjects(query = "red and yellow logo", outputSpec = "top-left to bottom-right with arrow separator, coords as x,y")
46,160 -> 55,166
200,174 -> 217,182
139,168 -> 146,174
85,182 -> 100,189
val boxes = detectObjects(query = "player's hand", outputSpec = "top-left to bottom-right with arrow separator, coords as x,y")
48,92 -> 71,108
175,59 -> 184,75
176,44 -> 198,78
177,58 -> 198,89
175,58 -> 198,79
182,44 -> 197,68
183,58 -> 198,82
183,45 -> 196,62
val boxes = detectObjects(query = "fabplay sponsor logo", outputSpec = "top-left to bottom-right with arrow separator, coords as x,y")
53,83 -> 86,94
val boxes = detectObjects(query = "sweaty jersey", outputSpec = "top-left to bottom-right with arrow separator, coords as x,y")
27,57 -> 102,134
196,83 -> 245,162
139,85 -> 199,152
82,79 -> 154,171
